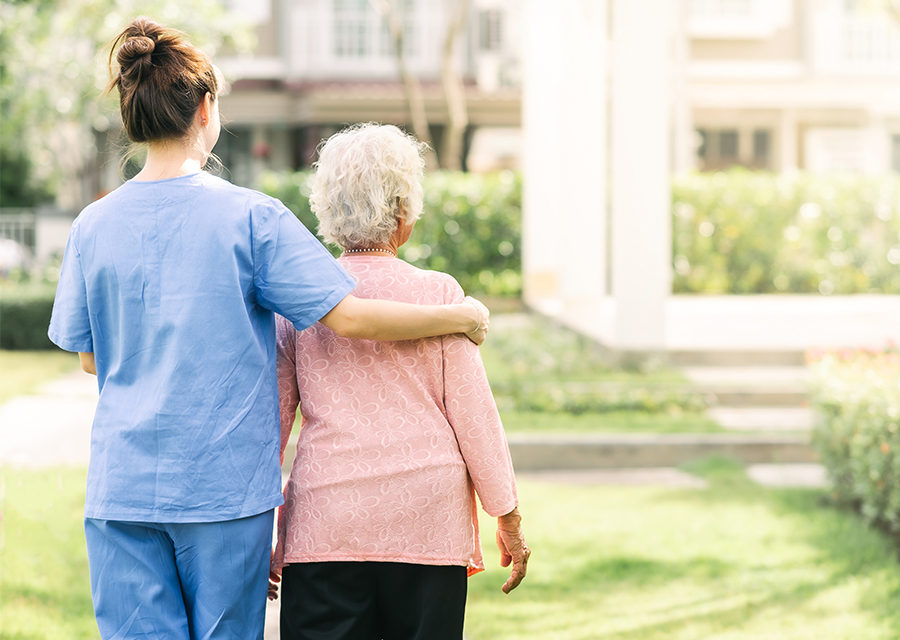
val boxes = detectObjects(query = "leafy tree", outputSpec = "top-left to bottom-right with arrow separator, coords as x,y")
0,0 -> 253,209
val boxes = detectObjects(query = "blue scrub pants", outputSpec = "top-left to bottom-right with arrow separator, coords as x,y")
84,510 -> 274,640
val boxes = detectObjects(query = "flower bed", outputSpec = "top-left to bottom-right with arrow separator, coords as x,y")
810,347 -> 900,535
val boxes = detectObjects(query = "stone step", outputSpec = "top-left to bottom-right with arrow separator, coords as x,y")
682,366 -> 809,385
707,406 -> 815,431
701,388 -> 808,407
507,433 -> 816,471
669,350 -> 806,367
683,365 -> 810,408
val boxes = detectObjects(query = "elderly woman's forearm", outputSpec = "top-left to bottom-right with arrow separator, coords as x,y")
319,295 -> 480,341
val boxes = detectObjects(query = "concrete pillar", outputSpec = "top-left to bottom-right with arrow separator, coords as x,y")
671,0 -> 695,174
610,0 -> 673,354
522,0 -> 607,319
779,109 -> 798,171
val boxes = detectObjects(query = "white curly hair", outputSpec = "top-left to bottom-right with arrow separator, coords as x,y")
310,123 -> 427,248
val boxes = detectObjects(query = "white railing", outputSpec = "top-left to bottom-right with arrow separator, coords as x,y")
813,11 -> 900,76
0,210 -> 36,252
688,0 -> 792,38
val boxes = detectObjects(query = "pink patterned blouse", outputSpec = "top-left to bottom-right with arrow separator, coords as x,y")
273,256 -> 518,576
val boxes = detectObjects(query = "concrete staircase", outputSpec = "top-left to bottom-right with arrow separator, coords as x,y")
507,350 -> 819,471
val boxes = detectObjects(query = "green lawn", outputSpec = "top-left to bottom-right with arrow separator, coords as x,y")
0,350 -> 79,405
0,467 -> 97,640
4,463 -> 900,640
466,459 -> 900,640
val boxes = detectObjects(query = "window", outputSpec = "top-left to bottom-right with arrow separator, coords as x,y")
753,129 -> 771,165
212,127 -> 253,186
719,130 -> 739,159
479,10 -> 503,51
892,135 -> 900,172
695,128 -> 740,169
332,0 -> 416,59
333,0 -> 371,58
690,0 -> 753,18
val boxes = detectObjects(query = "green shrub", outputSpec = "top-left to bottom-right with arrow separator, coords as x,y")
673,170 -> 900,294
481,313 -> 707,415
0,284 -> 57,350
258,170 -> 522,296
810,348 -> 900,534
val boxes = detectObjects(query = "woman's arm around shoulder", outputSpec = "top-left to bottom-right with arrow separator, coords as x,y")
318,294 -> 489,344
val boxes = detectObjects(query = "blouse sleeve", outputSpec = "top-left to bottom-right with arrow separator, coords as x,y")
276,315 -> 301,466
440,279 -> 518,517
48,223 -> 93,353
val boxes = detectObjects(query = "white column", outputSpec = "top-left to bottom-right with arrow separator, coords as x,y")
521,0 -> 566,315
522,0 -> 607,320
610,0 -> 673,353
779,109 -> 798,171
864,117 -> 891,174
671,0 -> 695,174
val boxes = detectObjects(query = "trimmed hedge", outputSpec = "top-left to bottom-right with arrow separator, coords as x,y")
810,349 -> 900,536
482,313 -> 707,415
258,170 -> 523,296
263,168 -> 900,297
0,284 -> 57,350
673,170 -> 900,294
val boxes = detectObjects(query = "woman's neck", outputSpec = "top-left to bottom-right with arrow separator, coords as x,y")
132,140 -> 206,182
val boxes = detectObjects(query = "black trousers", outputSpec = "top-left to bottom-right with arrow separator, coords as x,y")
280,561 -> 467,640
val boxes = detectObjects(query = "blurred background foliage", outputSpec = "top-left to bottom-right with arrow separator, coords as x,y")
262,167 -> 900,298
0,0 -> 253,207
6,168 -> 900,349
810,347 -> 900,536
259,169 -> 523,297
673,170 -> 900,295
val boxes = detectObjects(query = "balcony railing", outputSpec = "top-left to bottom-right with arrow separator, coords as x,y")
814,11 -> 900,76
0,210 -> 36,252
688,0 -> 791,38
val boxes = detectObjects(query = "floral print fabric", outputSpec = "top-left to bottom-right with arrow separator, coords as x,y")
273,256 -> 518,575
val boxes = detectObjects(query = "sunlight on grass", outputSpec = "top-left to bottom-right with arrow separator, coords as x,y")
4,465 -> 900,639
0,350 -> 79,405
466,466 -> 900,639
0,467 -> 98,640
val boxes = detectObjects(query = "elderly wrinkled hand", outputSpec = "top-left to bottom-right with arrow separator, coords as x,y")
496,507 -> 530,594
464,296 -> 490,345
267,569 -> 281,601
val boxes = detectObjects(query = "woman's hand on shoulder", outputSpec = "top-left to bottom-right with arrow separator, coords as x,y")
464,296 -> 490,345
496,506 -> 530,594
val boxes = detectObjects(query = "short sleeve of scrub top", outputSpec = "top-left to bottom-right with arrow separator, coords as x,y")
47,224 -> 93,353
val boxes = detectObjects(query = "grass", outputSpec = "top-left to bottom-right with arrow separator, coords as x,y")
0,350 -> 79,405
0,467 -> 98,640
4,463 -> 900,639
466,458 -> 900,640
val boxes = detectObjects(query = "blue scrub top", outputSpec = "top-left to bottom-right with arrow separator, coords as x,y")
48,172 -> 357,523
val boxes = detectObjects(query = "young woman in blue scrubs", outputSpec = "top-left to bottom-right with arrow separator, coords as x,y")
48,17 -> 488,640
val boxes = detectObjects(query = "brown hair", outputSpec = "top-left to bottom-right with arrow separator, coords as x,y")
107,16 -> 219,143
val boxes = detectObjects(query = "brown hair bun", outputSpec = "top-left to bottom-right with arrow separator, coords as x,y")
117,36 -> 155,80
106,16 -> 218,144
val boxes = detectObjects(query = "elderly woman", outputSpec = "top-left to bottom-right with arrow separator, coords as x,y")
271,123 -> 529,640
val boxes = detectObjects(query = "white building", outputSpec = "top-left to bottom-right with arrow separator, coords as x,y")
521,0 -> 900,358
214,0 -> 524,185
